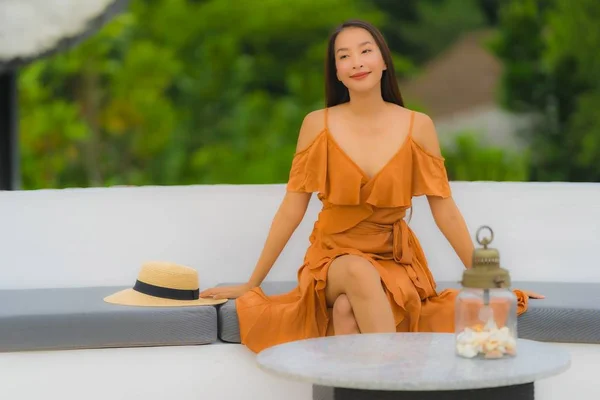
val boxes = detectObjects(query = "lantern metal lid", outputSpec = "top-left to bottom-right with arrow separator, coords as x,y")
461,226 -> 511,289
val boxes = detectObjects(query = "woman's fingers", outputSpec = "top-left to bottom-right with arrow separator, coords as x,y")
212,291 -> 230,300
523,290 -> 545,299
199,287 -> 222,298
200,284 -> 250,300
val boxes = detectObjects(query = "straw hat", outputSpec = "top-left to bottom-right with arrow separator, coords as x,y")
104,261 -> 227,307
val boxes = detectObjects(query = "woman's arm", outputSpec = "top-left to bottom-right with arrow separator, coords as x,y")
428,196 -> 473,269
412,113 -> 473,269
412,113 -> 544,298
246,191 -> 311,287
246,110 -> 324,286
199,192 -> 310,299
199,110 -> 324,299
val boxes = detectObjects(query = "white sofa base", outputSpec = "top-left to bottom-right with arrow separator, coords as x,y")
2,182 -> 599,397
0,342 -> 593,400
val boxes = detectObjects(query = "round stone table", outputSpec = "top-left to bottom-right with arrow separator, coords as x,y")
256,333 -> 570,400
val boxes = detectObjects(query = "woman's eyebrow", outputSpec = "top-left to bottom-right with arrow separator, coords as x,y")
335,41 -> 373,53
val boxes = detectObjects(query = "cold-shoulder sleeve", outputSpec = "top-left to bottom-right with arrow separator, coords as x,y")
411,139 -> 451,198
286,131 -> 327,193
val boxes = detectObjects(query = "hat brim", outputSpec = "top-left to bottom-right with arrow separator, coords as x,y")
103,288 -> 228,307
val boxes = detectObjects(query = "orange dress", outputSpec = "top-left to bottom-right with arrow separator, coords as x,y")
236,110 -> 529,354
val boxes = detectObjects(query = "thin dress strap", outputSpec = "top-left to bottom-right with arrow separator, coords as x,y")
324,107 -> 329,131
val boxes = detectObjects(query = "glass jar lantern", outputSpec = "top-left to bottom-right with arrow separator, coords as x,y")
455,226 -> 518,359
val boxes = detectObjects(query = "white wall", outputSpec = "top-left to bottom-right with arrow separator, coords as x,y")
0,344 -> 312,400
1,342 -> 598,400
0,181 -> 599,290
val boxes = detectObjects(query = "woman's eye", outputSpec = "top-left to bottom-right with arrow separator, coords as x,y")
363,49 -> 372,54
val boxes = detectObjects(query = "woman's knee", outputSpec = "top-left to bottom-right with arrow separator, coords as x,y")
332,255 -> 382,294
333,293 -> 353,318
332,294 -> 359,334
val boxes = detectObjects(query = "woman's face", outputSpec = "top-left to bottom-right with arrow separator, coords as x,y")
334,27 -> 387,94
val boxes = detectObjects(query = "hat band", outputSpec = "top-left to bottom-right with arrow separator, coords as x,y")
133,280 -> 199,300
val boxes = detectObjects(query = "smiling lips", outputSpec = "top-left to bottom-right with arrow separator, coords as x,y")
350,71 -> 370,80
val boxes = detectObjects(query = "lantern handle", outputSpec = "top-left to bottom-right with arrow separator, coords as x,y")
476,226 -> 494,248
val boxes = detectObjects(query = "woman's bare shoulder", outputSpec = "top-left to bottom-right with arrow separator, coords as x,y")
410,110 -> 443,158
295,108 -> 327,153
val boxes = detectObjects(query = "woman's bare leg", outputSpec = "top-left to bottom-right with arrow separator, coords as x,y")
332,294 -> 360,335
326,255 -> 396,333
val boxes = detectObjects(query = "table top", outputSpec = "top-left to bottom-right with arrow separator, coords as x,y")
256,333 -> 571,391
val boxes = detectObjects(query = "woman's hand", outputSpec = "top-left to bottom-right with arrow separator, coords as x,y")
522,290 -> 545,299
199,283 -> 253,300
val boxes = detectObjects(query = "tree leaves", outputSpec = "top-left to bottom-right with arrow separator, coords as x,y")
18,0 -> 576,188
492,0 -> 600,182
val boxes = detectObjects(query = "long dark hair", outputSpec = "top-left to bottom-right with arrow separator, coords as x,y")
325,19 -> 404,108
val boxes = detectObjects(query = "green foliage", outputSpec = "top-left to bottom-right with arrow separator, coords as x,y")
488,0 -> 551,113
17,0 -> 388,188
19,9 -> 181,188
24,0 -> 590,188
374,0 -> 487,65
401,0 -> 487,63
442,133 -> 529,181
545,0 -> 600,179
490,0 -> 600,182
